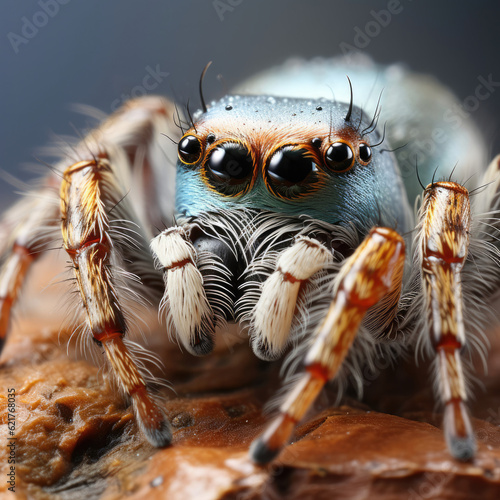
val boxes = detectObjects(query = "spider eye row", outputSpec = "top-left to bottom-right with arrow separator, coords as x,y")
177,134 -> 372,196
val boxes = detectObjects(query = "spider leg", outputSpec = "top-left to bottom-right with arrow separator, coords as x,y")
0,96 -> 177,357
0,179 -> 60,352
57,96 -> 182,447
61,152 -> 171,447
250,227 -> 405,464
249,236 -> 333,360
419,181 -> 475,461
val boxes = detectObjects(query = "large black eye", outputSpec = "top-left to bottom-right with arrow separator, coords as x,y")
178,135 -> 203,164
359,142 -> 372,164
268,147 -> 314,186
203,143 -> 253,196
325,142 -> 354,172
206,144 -> 253,182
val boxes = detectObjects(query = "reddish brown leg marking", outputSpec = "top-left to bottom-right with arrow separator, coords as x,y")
420,181 -> 475,461
0,245 -> 35,353
250,227 -> 405,464
0,188 -> 59,353
61,158 -> 171,447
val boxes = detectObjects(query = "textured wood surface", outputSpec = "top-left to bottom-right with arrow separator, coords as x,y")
1,253 -> 500,499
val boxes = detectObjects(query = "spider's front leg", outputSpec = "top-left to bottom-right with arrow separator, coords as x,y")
61,155 -> 171,447
250,227 -> 405,464
419,181 -> 475,460
57,96 -> 181,447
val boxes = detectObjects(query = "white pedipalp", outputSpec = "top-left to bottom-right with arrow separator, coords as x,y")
249,236 -> 333,360
150,227 -> 215,354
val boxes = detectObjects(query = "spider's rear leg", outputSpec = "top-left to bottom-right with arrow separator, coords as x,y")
62,156 -> 170,447
0,95 -> 178,358
250,227 -> 405,464
419,181 -> 476,461
248,236 -> 333,360
0,179 -> 60,353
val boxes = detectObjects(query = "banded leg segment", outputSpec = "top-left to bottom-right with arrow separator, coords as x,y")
61,157 -> 170,447
420,181 -> 475,460
250,227 -> 405,464
1,95 -> 178,356
0,183 -> 60,353
250,236 -> 333,360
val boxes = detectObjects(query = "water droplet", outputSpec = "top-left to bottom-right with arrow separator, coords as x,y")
150,476 -> 164,488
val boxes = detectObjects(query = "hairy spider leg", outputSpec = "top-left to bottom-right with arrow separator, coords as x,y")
419,181 -> 476,461
250,227 -> 405,464
61,157 -> 170,447
0,180 -> 60,353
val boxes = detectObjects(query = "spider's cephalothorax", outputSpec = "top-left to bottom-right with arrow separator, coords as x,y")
0,58 -> 498,464
175,94 -> 411,231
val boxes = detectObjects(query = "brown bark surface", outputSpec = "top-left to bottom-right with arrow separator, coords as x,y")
1,254 -> 500,499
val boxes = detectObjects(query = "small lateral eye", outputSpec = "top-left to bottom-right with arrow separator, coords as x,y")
325,142 -> 354,173
311,137 -> 322,148
178,135 -> 203,164
359,142 -> 372,163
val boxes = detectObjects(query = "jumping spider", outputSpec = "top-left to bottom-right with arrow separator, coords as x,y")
1,57 -> 498,464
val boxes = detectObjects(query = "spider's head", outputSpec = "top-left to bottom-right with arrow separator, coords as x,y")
175,95 -> 411,233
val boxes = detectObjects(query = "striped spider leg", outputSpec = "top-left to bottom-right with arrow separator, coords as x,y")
249,168 -> 500,464
249,226 -> 405,463
416,160 -> 500,460
0,96 -> 180,447
418,182 -> 475,459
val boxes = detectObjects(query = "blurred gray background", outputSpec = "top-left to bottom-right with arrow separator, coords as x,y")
1,0 -> 499,208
